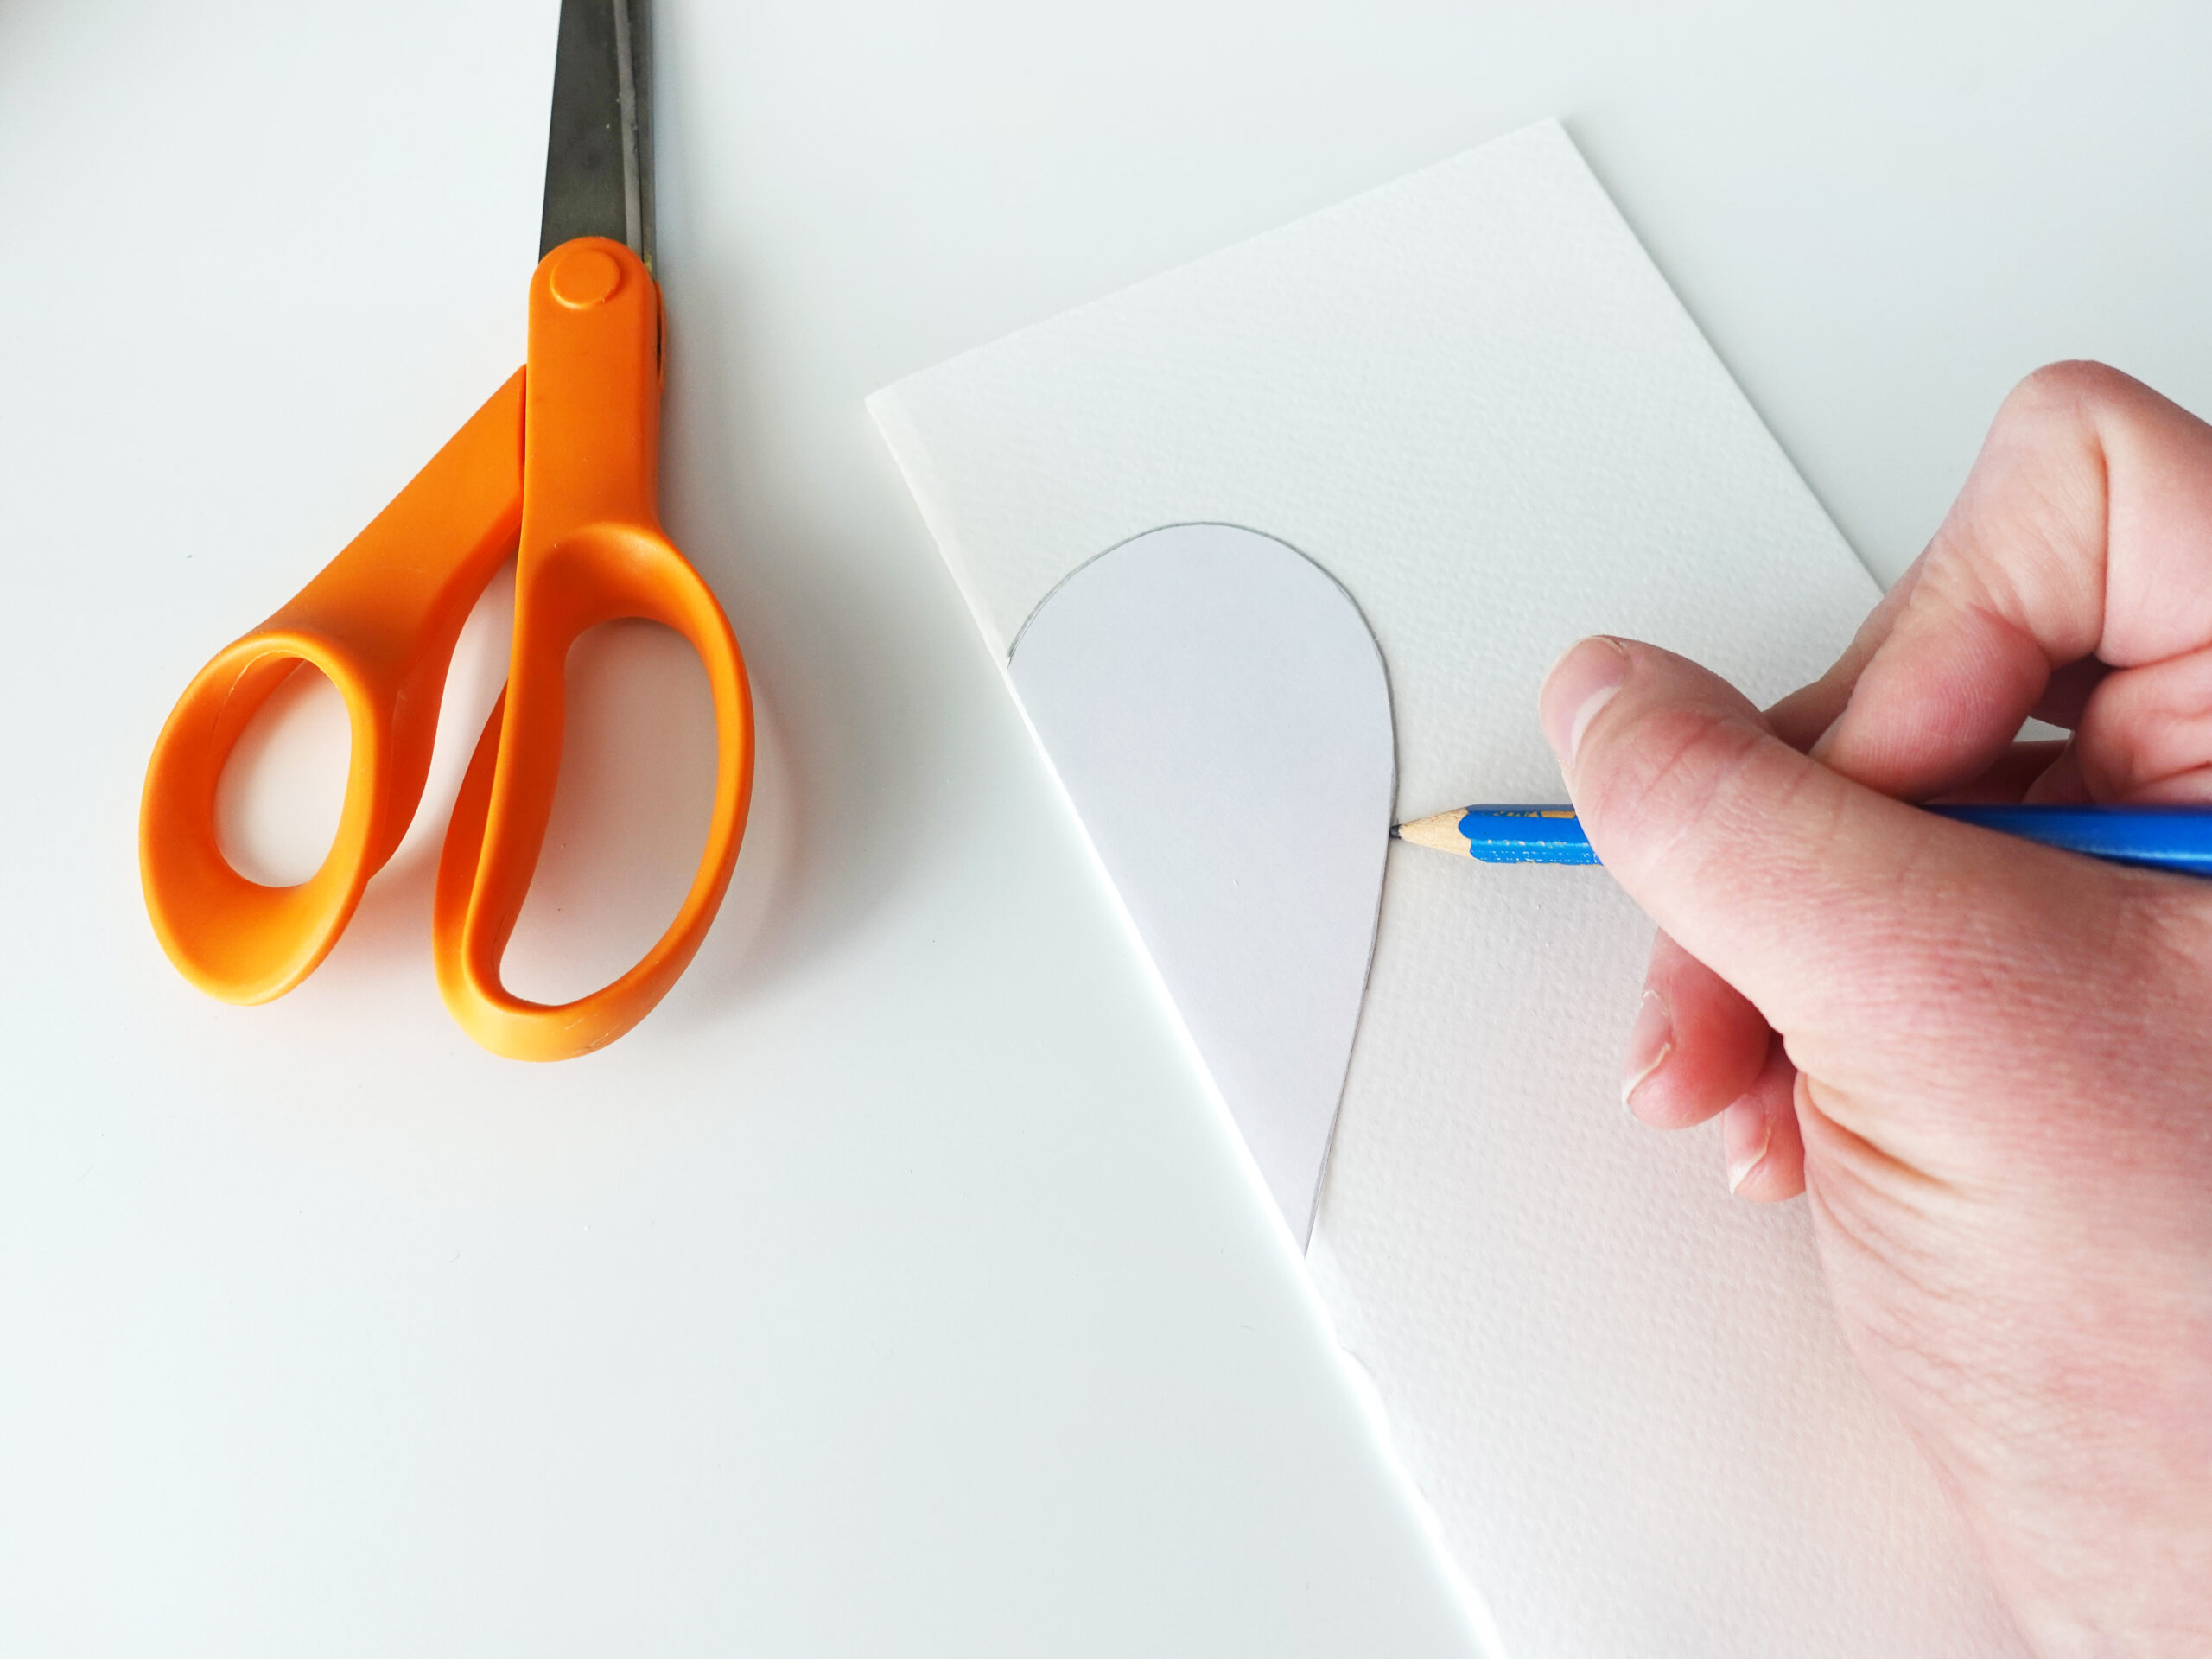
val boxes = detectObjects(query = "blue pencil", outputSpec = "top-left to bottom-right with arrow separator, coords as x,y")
1393,803 -> 2212,876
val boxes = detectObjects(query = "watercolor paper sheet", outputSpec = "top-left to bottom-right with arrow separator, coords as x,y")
870,121 -> 2024,1656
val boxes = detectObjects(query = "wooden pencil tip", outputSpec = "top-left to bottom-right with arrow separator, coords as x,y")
1395,810 -> 1468,855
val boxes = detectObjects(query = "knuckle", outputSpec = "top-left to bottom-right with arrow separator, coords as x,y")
1884,868 -> 2212,1109
2128,880 -> 2212,1021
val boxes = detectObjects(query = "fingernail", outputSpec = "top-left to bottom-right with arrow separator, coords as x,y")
1621,989 -> 1672,1115
1540,637 -> 1630,768
1724,1096 -> 1772,1195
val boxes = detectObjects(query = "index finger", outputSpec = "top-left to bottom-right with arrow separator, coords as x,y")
1797,362 -> 2212,798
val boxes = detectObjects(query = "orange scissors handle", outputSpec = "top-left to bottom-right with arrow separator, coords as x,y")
139,374 -> 524,1006
433,238 -> 753,1059
139,239 -> 754,1059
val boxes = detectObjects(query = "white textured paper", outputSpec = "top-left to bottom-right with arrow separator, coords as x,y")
1011,524 -> 1395,1241
870,121 -> 2023,1657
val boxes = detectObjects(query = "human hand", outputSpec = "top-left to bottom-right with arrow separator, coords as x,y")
1540,363 -> 2212,1656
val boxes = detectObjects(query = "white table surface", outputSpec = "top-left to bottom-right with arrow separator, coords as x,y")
3,3 -> 2207,1653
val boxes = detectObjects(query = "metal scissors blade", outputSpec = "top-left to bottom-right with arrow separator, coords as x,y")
540,0 -> 654,270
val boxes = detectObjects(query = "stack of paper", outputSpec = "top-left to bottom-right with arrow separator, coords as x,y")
870,121 -> 2022,1657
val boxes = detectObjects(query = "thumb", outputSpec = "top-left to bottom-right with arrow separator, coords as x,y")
1540,636 -> 2172,1104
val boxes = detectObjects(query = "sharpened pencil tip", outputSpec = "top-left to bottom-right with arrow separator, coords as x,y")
1389,823 -> 1402,839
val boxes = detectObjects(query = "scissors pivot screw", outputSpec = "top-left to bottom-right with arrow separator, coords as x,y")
550,245 -> 624,309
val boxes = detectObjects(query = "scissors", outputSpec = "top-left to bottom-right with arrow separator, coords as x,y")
140,0 -> 753,1062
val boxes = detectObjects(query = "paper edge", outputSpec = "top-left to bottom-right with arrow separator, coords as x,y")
870,117 -> 1574,421
868,385 -> 1016,662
